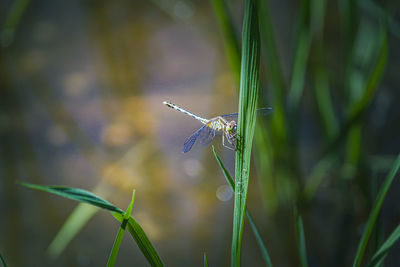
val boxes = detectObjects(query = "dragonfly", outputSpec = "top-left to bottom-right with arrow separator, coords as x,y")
163,101 -> 272,153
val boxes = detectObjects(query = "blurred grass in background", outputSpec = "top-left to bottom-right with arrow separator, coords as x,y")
1,0 -> 400,266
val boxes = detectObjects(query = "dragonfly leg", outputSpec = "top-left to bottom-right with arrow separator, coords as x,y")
223,133 -> 235,151
225,131 -> 237,151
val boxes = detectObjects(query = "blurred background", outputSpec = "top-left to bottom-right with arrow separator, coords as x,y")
0,0 -> 400,266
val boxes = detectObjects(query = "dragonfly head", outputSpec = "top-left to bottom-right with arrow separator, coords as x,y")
226,121 -> 237,133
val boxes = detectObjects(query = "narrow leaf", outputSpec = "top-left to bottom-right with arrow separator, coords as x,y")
107,190 -> 136,267
232,0 -> 260,265
295,209 -> 309,267
353,153 -> 400,267
213,147 -> 273,267
368,224 -> 400,266
20,182 -> 164,267
0,252 -> 7,267
288,0 -> 311,110
258,0 -> 287,140
1,0 -> 30,47
210,0 -> 240,82
204,252 -> 209,267
18,182 -> 123,214
47,204 -> 99,258
114,212 -> 165,267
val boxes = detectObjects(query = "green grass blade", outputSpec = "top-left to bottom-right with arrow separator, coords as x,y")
352,154 -> 400,267
245,210 -> 273,267
213,146 -> 235,188
361,0 -> 400,40
288,28 -> 311,110
257,0 -> 286,95
213,147 -> 273,267
231,0 -> 260,265
20,182 -> 164,266
258,0 -> 287,140
0,252 -> 7,267
204,252 -> 209,267
1,0 -> 30,47
368,224 -> 400,266
107,190 -> 136,267
320,28 -> 388,159
295,209 -> 309,267
210,0 -> 241,82
18,182 -> 123,214
112,215 -> 164,267
288,0 -> 311,110
310,0 -> 339,139
348,30 -> 388,119
47,204 -> 99,258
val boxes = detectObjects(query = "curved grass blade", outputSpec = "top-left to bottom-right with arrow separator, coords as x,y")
321,29 -> 388,158
47,204 -> 99,258
18,182 -> 123,214
295,208 -> 309,267
213,147 -> 273,267
107,190 -> 136,267
0,252 -> 7,267
352,153 -> 400,267
210,0 -> 240,83
348,30 -> 388,119
258,0 -> 287,140
232,0 -> 261,265
1,0 -> 30,47
288,27 -> 310,110
288,0 -> 311,111
368,223 -> 400,266
112,214 -> 164,267
19,182 -> 164,267
204,252 -> 209,267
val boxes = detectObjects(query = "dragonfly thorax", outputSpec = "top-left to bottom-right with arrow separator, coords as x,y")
207,117 -> 227,131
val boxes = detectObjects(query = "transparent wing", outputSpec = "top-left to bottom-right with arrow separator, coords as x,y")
221,107 -> 273,119
199,126 -> 216,146
182,125 -> 206,153
256,107 -> 273,116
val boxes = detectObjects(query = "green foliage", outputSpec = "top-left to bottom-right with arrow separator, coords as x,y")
368,223 -> 400,266
19,182 -> 164,267
210,0 -> 240,83
353,154 -> 400,267
9,0 -> 399,265
0,252 -> 7,267
231,0 -> 260,265
204,252 -> 209,267
107,190 -> 136,267
295,209 -> 308,267
212,0 -> 398,265
1,0 -> 30,47
18,182 -> 123,213
213,146 -> 273,267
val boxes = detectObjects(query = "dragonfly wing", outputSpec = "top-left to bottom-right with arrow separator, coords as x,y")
199,126 -> 216,146
221,107 -> 273,119
182,125 -> 206,153
220,112 -> 238,119
256,107 -> 273,116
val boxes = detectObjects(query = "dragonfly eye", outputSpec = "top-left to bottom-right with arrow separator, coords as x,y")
227,121 -> 237,132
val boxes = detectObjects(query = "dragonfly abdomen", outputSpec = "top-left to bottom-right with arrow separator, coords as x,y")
163,101 -> 208,124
